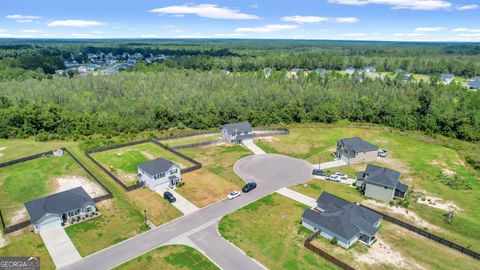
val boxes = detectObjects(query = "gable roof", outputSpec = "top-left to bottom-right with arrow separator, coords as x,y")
363,164 -> 401,188
24,187 -> 94,224
222,121 -> 252,134
138,158 -> 177,176
337,137 -> 378,156
304,192 -> 382,240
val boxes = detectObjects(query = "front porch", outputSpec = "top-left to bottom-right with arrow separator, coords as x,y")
61,206 -> 100,227
359,234 -> 377,246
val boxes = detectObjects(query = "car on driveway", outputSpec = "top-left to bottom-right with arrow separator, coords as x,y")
312,169 -> 326,176
163,191 -> 176,203
334,172 -> 348,180
227,191 -> 241,200
326,175 -> 340,181
378,149 -> 388,157
242,182 -> 257,193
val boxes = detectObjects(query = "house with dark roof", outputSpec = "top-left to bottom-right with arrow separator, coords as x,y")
440,73 -> 454,85
356,164 -> 409,202
24,187 -> 96,232
468,77 -> 480,90
138,158 -> 181,190
336,137 -> 379,164
301,192 -> 382,249
221,121 -> 253,144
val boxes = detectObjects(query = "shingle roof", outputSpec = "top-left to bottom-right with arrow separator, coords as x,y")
469,80 -> 480,90
396,182 -> 409,193
441,73 -> 454,80
138,158 -> 177,176
303,192 -> 382,240
222,121 -> 252,134
24,187 -> 94,224
337,137 -> 378,156
362,164 -> 401,188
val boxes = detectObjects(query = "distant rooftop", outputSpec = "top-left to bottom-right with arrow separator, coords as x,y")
222,121 -> 252,134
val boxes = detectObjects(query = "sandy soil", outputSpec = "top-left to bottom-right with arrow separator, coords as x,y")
115,170 -> 137,184
10,209 -> 28,224
357,239 -> 424,269
0,146 -> 6,151
0,232 -> 7,248
376,156 -> 411,174
363,199 -> 437,229
53,176 -> 104,197
416,195 -> 460,212
255,136 -> 279,142
140,151 -> 156,160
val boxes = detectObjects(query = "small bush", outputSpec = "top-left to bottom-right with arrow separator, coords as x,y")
330,237 -> 338,245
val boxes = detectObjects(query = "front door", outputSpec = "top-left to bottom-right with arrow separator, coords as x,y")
169,176 -> 179,187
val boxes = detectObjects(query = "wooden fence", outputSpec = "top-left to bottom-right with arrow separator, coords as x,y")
304,231 -> 356,270
361,204 -> 480,260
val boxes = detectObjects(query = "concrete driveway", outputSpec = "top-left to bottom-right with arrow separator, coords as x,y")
39,224 -> 81,269
276,187 -> 316,208
156,188 -> 199,215
242,139 -> 266,155
312,159 -> 347,170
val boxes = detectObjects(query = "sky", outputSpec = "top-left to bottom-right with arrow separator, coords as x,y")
0,0 -> 479,41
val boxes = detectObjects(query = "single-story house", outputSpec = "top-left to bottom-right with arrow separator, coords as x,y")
336,137 -> 379,164
138,158 -> 181,190
24,187 -> 96,232
440,73 -> 454,85
302,192 -> 382,249
356,164 -> 409,202
221,121 -> 254,144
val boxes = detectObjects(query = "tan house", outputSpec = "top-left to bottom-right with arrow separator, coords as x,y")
336,137 -> 378,164
356,164 -> 409,202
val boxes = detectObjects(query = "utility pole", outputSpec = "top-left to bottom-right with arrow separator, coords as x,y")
144,209 -> 147,227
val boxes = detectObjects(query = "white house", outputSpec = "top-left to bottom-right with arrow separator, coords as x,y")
221,121 -> 253,144
138,158 -> 181,190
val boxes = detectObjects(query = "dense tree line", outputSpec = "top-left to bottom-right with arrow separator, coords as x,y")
0,69 -> 478,143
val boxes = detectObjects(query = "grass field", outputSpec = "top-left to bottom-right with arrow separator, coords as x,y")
91,142 -> 194,186
0,153 -> 104,227
219,194 -> 338,270
115,245 -> 219,270
179,144 -> 251,188
257,123 -> 480,251
291,179 -> 363,203
160,133 -> 222,147
311,222 -> 480,270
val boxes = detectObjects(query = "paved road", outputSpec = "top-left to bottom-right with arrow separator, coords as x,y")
62,154 -> 312,270
189,223 -> 266,270
39,224 -> 82,269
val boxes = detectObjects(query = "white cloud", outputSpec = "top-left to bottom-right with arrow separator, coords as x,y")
393,33 -> 428,36
0,29 -> 6,32
213,33 -> 246,37
328,0 -> 452,10
235,24 -> 299,33
175,35 -> 208,38
339,33 -> 369,37
281,16 -> 358,24
452,28 -> 480,33
140,34 -> 160,38
457,33 -> 480,37
456,4 -> 478,10
150,4 -> 259,20
282,16 -> 329,24
414,27 -> 445,32
48,20 -> 105,27
91,30 -> 104,34
22,29 -> 41,33
5,14 -> 41,23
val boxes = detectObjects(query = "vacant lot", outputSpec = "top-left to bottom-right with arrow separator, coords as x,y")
311,222 -> 479,270
92,142 -> 194,186
0,229 -> 54,270
219,194 -> 338,269
0,139 -> 77,163
291,179 -> 363,203
160,133 -> 222,147
0,154 -> 106,226
180,144 -> 251,188
65,199 -> 148,256
258,124 -> 480,251
115,245 -> 219,270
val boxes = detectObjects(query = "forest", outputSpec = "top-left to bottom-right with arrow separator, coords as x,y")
0,39 -> 479,145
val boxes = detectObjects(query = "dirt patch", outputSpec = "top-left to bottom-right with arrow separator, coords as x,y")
356,239 -> 424,269
53,176 -> 104,197
376,156 -> 411,174
416,195 -> 461,212
363,200 -> 437,230
140,151 -> 156,160
0,146 -> 6,151
256,136 -> 279,142
0,232 -> 8,248
115,170 -> 137,185
10,209 -> 28,225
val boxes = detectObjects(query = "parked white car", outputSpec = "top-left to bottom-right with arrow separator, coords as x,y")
334,172 -> 348,180
227,191 -> 241,200
326,175 -> 340,181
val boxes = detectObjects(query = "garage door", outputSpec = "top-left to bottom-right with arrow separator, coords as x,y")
38,216 -> 62,231
340,154 -> 350,164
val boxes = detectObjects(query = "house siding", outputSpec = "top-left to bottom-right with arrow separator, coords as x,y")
302,218 -> 356,249
221,128 -> 253,144
348,150 -> 378,164
138,165 -> 181,190
365,182 -> 394,202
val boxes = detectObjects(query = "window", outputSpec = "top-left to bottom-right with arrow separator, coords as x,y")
170,169 -> 178,174
384,186 -> 388,189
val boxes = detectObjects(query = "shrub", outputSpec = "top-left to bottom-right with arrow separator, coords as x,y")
330,237 -> 338,245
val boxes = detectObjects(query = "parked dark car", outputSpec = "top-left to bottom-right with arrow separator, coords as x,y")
163,191 -> 176,203
312,169 -> 326,176
242,182 -> 257,193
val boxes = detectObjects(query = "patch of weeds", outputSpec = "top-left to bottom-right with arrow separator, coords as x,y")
207,165 -> 224,175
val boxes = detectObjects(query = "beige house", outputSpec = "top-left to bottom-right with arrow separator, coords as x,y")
336,137 -> 379,164
356,164 -> 409,202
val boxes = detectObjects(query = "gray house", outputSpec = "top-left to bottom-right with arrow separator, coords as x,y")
138,158 -> 181,190
24,187 -> 96,232
356,164 -> 409,202
221,121 -> 253,144
468,77 -> 480,90
345,67 -> 356,75
302,192 -> 382,249
336,137 -> 379,164
440,73 -> 454,85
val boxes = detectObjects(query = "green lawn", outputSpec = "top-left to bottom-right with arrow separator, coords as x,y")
114,245 -> 219,270
160,133 -> 222,147
219,194 -> 338,270
0,139 -> 77,163
91,142 -> 194,186
0,154 -> 103,226
291,179 -> 364,203
257,123 -> 480,251
179,144 -> 251,188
